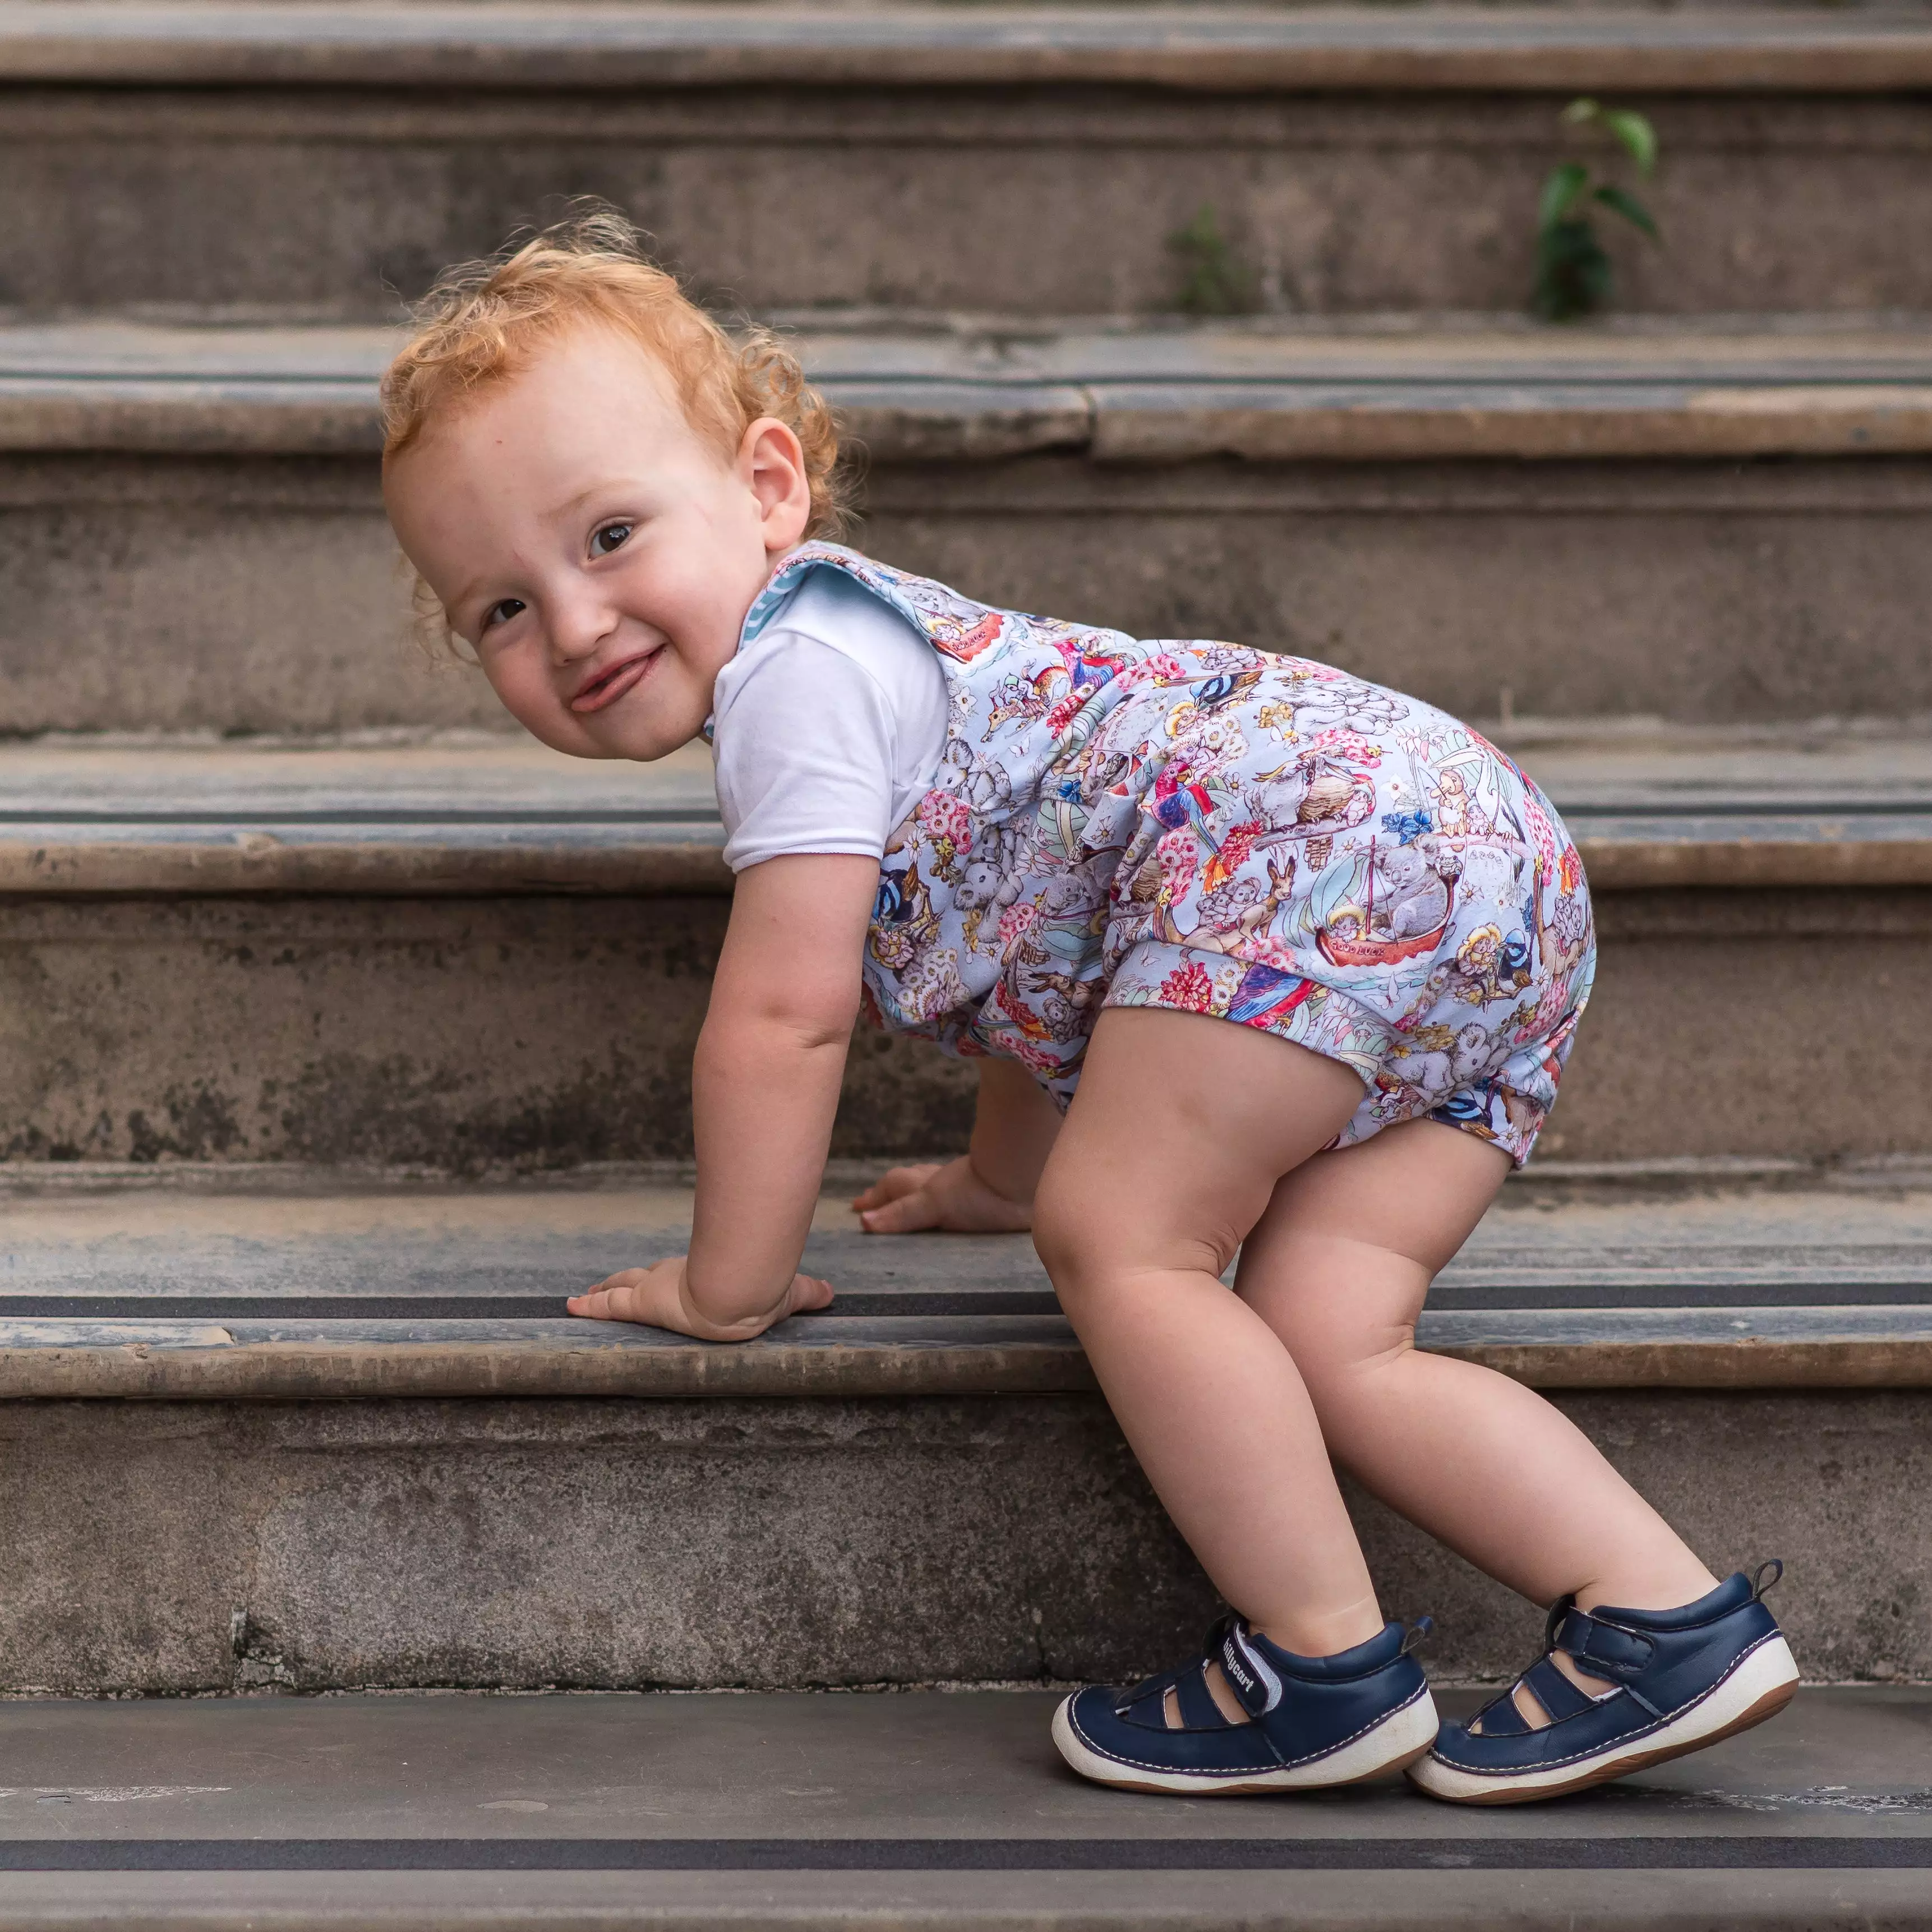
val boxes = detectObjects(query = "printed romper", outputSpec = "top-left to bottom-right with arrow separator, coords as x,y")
744,544 -> 1598,1165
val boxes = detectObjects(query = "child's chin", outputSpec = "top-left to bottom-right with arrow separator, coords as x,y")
580,713 -> 691,762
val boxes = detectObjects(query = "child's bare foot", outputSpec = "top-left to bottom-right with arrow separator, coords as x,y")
853,1156 -> 1034,1234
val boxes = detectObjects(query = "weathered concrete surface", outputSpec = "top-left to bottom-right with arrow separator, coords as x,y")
17,319 -> 1932,461
6,454 -> 1932,734
0,1685 -> 1923,1843
0,895 -> 973,1168
0,92 -> 1924,319
0,454 -> 474,737
0,1394 -> 1214,1695
0,888 -> 1924,1168
0,1689 -> 1925,1928
12,7 -> 1932,98
4,1163 -> 1931,1395
4,730 -> 1929,897
7,1159 -> 1932,1298
1549,888 -> 1932,1164
865,459 -> 1932,731
4,1869 -> 1930,1932
0,1388 -> 1925,1693
11,1310 -> 1932,1403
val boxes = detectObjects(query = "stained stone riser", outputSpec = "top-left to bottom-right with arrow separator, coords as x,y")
6,456 -> 1932,734
0,90 -> 1926,319
0,889 -> 1926,1169
1,1387 -> 1923,1694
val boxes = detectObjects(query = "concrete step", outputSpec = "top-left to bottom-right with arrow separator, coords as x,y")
0,725 -> 1923,1168
7,726 -> 1931,894
0,5 -> 1925,319
6,320 -> 1932,733
0,1689 -> 1925,1929
9,1163 -> 1932,1398
3,1165 -> 1930,1693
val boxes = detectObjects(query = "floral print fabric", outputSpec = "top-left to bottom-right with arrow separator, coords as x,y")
740,544 -> 1597,1165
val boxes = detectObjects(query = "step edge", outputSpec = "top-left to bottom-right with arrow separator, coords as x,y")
15,384 -> 1932,462
1,8 -> 1930,94
3,1332 -> 1926,1398
0,835 -> 1925,894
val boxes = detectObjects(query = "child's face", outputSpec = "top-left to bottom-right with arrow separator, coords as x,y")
384,326 -> 812,760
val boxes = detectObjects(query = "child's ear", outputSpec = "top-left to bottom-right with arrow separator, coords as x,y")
740,417 -> 813,552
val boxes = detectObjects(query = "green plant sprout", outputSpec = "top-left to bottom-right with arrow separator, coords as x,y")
1533,98 -> 1661,323
1170,205 -> 1258,316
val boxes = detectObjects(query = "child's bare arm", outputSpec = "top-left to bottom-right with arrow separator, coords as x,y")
569,852 -> 877,1338
854,1053 -> 1063,1234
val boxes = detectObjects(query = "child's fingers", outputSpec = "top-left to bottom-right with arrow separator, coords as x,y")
859,1189 -> 942,1234
568,1266 -> 657,1324
851,1164 -> 939,1211
790,1272 -> 836,1312
566,1283 -> 624,1321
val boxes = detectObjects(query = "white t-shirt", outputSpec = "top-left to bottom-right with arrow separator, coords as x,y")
711,564 -> 951,874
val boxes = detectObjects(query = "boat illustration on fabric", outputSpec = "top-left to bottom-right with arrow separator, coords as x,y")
1315,834 -> 1457,970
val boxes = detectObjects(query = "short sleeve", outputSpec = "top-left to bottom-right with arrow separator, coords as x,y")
712,634 -> 901,872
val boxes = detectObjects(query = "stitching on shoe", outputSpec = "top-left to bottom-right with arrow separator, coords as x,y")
1070,1680 -> 1430,1777
1430,1631 -> 1781,1776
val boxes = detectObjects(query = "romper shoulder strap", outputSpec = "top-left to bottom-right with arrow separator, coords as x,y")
741,542 -> 1015,665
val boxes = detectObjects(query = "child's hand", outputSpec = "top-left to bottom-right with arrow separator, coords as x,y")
854,1156 -> 1035,1234
566,1257 -> 833,1341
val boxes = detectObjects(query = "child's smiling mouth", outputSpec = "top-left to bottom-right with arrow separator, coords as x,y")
570,648 -> 660,714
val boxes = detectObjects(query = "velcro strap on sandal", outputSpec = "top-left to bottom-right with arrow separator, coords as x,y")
1217,1620 -> 1284,1716
1468,1685 -> 1532,1737
1553,1608 -> 1656,1679
1112,1672 -> 1177,1723
1519,1654 -> 1599,1724
1171,1661 -> 1232,1730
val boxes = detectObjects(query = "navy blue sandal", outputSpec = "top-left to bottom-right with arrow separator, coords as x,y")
1052,1614 -> 1438,1795
1409,1565 -> 1800,1805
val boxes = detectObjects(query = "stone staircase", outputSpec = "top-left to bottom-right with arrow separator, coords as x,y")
2,3 -> 1930,1923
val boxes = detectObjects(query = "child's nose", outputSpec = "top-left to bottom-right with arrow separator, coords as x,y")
547,594 -> 619,663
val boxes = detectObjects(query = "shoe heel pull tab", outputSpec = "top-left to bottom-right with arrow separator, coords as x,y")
1542,1593 -> 1578,1653
1399,1616 -> 1434,1659
1750,1558 -> 1785,1602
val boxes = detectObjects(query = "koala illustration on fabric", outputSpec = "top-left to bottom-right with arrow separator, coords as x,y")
1372,843 -> 1451,940
939,737 -> 1017,815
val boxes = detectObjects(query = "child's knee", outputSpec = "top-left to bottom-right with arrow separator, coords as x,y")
1032,1166 -> 1240,1306
1031,1168 -> 1117,1298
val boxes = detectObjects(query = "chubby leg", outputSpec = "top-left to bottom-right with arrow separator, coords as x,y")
1238,1117 -> 1718,1722
1032,1006 -> 1380,1659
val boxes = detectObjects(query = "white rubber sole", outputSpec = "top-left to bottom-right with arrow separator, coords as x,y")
1050,1686 -> 1440,1796
1406,1633 -> 1801,1806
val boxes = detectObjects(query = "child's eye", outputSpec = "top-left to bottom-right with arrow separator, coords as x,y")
481,597 -> 526,632
591,522 -> 633,557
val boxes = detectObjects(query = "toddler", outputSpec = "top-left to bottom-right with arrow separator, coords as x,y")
381,215 -> 1797,1803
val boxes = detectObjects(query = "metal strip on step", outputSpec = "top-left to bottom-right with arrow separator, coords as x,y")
4,1280 -> 1931,1321
1,1838 -> 1926,1873
0,1292 -> 1060,1321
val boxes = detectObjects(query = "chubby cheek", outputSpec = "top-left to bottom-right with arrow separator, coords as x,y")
478,648 -> 581,752
625,554 -> 740,671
